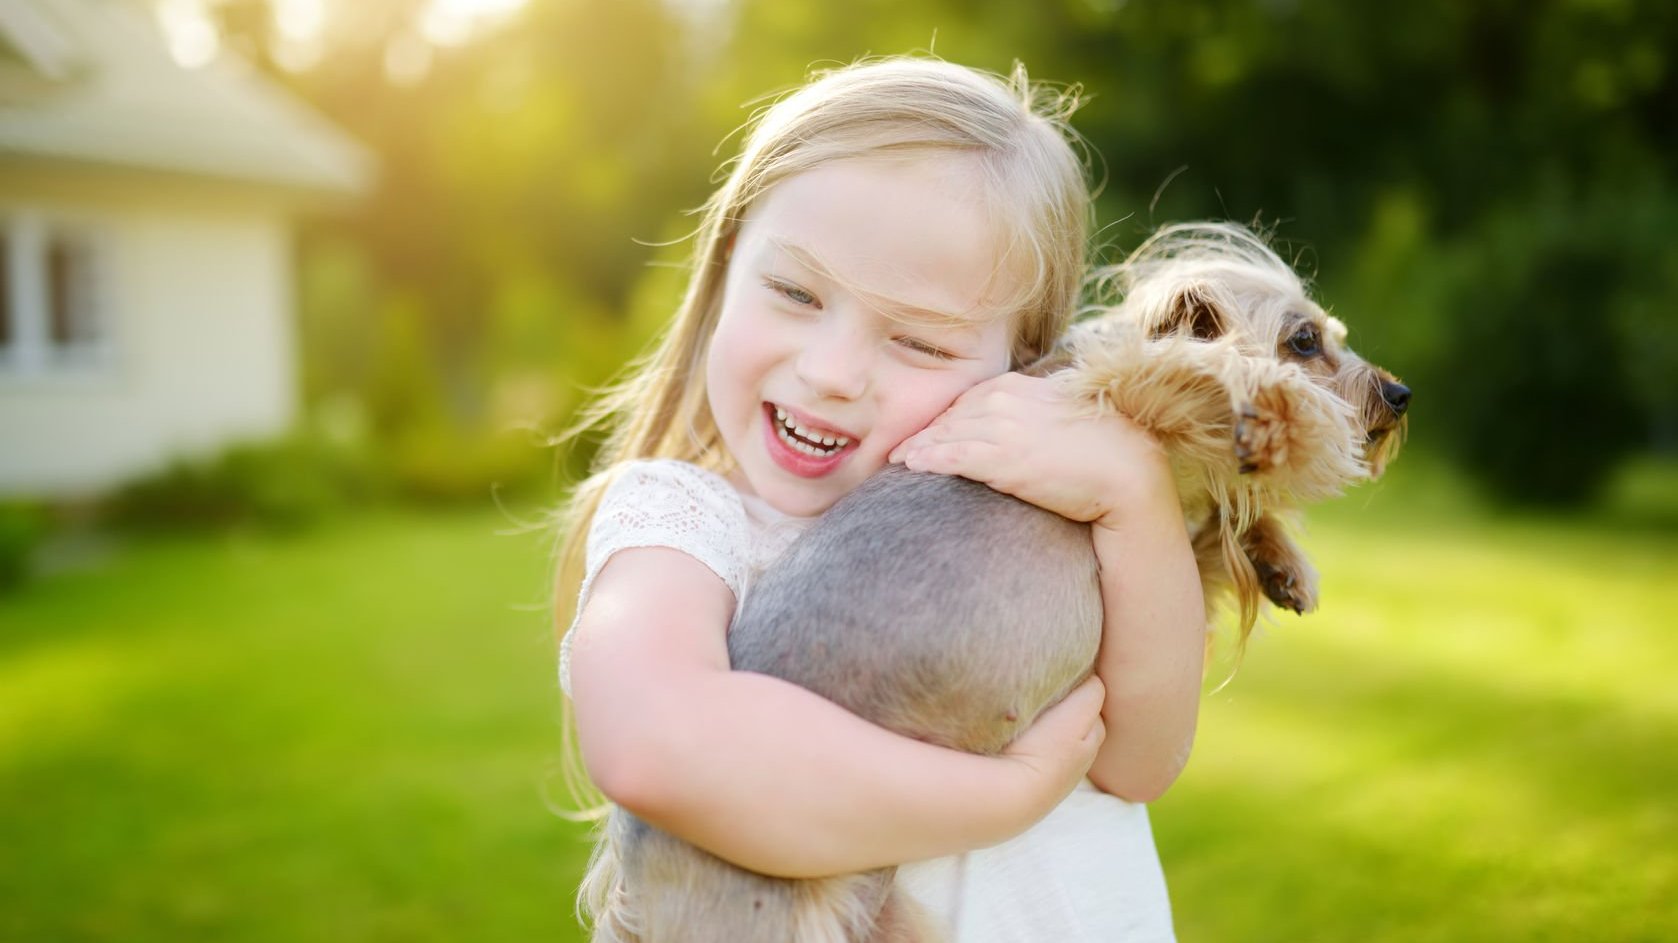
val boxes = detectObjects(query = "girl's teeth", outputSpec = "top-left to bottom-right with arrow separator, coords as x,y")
771,406 -> 850,451
774,420 -> 847,457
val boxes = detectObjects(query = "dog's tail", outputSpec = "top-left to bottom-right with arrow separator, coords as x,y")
793,871 -> 944,943
583,809 -> 922,943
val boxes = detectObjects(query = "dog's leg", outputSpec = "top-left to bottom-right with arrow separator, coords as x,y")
1066,333 -> 1252,477
1227,361 -> 1368,502
1228,357 -> 1329,476
1242,513 -> 1319,615
1072,334 -> 1293,638
1233,381 -> 1294,475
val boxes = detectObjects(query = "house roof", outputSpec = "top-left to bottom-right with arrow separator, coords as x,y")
0,0 -> 372,198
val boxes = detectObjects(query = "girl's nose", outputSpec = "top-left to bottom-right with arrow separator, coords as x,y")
795,326 -> 871,401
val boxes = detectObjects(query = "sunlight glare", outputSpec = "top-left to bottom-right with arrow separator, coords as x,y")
384,31 -> 434,87
422,0 -> 529,47
271,0 -> 326,40
154,0 -> 220,69
270,0 -> 327,72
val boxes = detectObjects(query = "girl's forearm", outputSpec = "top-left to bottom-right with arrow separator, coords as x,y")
591,666 -> 1041,878
1085,503 -> 1205,802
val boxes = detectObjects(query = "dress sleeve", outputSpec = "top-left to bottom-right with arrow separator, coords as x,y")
558,459 -> 749,695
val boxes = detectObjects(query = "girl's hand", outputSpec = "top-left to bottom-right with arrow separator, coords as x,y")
888,372 -> 1177,529
999,675 -> 1106,814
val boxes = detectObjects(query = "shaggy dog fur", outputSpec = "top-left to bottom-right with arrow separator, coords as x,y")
582,222 -> 1411,942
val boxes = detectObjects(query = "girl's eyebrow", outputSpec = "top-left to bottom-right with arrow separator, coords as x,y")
764,236 -> 981,329
764,238 -> 849,290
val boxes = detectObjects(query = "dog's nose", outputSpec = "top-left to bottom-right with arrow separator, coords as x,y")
1381,380 -> 1411,417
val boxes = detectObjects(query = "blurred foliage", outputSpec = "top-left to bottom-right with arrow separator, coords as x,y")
196,0 -> 1675,507
104,426 -> 384,534
0,501 -> 48,592
1430,198 -> 1660,504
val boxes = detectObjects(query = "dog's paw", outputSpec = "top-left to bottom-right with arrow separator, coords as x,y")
1234,385 -> 1292,473
1255,560 -> 1317,614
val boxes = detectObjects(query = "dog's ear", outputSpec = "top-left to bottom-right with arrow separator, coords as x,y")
1153,284 -> 1229,340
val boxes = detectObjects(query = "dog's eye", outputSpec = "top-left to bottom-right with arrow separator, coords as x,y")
1287,327 -> 1322,358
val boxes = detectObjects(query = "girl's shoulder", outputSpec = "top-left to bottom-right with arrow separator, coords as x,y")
561,459 -> 752,694
607,458 -> 740,500
600,459 -> 748,528
592,458 -> 752,562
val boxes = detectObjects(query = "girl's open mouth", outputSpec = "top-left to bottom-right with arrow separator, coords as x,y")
771,405 -> 850,456
762,403 -> 856,476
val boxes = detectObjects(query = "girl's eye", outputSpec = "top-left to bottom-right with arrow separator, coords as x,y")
766,278 -> 820,308
896,336 -> 956,360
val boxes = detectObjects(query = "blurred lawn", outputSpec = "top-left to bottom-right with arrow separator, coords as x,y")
1163,459 -> 1678,941
0,511 -> 591,942
1,462 -> 1675,941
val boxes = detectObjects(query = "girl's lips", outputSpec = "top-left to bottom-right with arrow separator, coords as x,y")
761,403 -> 856,478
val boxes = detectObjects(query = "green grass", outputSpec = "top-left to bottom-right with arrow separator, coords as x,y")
1159,460 -> 1678,941
1,462 -> 1674,941
0,511 -> 591,942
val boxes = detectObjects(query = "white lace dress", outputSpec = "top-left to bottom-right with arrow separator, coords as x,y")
560,459 -> 1176,942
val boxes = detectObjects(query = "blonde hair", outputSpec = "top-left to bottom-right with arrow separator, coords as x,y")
551,56 -> 1092,812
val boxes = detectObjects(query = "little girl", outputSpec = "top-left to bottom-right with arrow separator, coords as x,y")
555,58 -> 1205,941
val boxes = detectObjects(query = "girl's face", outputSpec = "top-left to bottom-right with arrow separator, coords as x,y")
705,155 -> 1024,518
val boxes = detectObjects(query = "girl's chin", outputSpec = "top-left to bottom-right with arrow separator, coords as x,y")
749,463 -> 874,519
762,491 -> 836,519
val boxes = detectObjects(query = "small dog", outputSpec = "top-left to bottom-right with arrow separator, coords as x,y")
586,222 -> 1410,943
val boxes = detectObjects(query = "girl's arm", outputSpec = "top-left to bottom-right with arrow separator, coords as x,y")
1083,483 -> 1204,801
892,371 -> 1206,802
568,545 -> 1106,878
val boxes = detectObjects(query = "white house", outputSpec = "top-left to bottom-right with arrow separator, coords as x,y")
0,0 -> 371,498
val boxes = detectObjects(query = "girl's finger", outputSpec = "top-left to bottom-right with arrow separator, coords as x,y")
1064,675 -> 1106,714
898,439 -> 1005,479
1017,676 -> 1105,746
889,418 -> 1004,463
949,385 -> 1037,422
1084,717 -> 1107,751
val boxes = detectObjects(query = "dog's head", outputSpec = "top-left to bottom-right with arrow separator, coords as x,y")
1100,222 -> 1410,482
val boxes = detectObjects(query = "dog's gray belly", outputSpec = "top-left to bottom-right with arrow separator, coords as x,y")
731,464 -> 1102,754
607,467 -> 1101,942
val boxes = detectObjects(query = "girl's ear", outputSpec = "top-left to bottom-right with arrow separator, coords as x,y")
722,230 -> 737,262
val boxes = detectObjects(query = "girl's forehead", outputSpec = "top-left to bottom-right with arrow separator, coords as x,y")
738,157 -> 1029,326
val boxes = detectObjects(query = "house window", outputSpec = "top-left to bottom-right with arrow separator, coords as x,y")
0,213 -> 109,374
